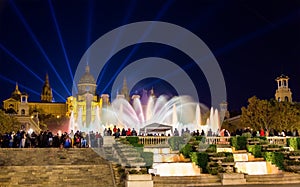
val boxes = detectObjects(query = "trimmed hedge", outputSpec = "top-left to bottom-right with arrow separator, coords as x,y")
168,136 -> 185,151
194,136 -> 206,143
230,136 -> 247,150
141,152 -> 154,168
126,137 -> 139,145
287,138 -> 298,151
180,144 -> 193,158
190,152 -> 209,173
206,144 -> 217,153
247,145 -> 262,158
263,152 -> 284,170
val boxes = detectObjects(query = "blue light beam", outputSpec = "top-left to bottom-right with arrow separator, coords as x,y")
9,0 -> 71,96
0,44 -> 66,101
48,0 -> 77,93
0,43 -> 43,82
99,0 -> 175,94
97,0 -> 138,86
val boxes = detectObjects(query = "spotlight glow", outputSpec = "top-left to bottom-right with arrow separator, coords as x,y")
48,0 -> 77,93
9,1 -> 71,96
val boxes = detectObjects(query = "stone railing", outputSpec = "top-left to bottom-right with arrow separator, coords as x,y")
205,137 -> 231,144
266,137 -> 287,146
136,136 -> 290,146
138,136 -> 169,145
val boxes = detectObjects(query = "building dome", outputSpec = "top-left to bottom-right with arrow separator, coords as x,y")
77,65 -> 97,95
78,65 -> 96,84
11,83 -> 22,100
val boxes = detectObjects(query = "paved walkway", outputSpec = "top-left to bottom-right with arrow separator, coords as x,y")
203,184 -> 300,187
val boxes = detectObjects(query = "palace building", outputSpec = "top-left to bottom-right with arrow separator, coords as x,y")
2,65 -> 127,132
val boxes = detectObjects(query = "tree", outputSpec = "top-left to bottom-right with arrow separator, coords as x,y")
274,101 -> 300,131
0,110 -> 20,134
241,96 -> 300,132
241,96 -> 275,131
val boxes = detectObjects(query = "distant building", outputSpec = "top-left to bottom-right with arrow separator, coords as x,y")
66,65 -> 103,129
3,75 -> 66,132
275,74 -> 292,102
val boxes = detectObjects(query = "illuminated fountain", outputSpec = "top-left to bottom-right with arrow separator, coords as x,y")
103,95 -> 209,134
201,107 -> 221,136
68,91 -> 222,136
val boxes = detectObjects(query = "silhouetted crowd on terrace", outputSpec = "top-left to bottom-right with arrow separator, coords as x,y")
0,130 -> 103,148
1,126 -> 299,148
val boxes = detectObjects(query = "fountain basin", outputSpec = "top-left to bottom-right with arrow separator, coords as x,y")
151,162 -> 201,176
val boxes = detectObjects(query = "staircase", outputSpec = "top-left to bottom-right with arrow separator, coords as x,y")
0,148 -> 115,186
245,172 -> 300,184
153,175 -> 221,187
112,142 -> 146,167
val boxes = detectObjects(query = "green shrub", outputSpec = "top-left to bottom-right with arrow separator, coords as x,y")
195,136 -> 206,143
212,152 -> 226,157
258,136 -> 267,141
230,136 -> 238,149
263,152 -> 284,170
268,144 -> 280,148
207,164 -> 224,175
231,136 -> 247,150
223,155 -> 234,162
259,139 -> 269,145
168,136 -> 185,151
190,152 -> 209,173
285,160 -> 300,166
205,144 -> 217,153
288,138 -> 298,151
180,144 -> 193,158
126,137 -> 139,145
247,145 -> 262,158
237,136 -> 247,150
242,132 -> 252,138
198,142 -> 209,151
289,151 -> 300,156
141,152 -> 153,168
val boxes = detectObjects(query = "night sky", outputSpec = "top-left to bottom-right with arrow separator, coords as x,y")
1,0 -> 300,111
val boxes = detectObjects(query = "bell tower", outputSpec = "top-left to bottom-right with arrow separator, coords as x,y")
41,73 -> 53,102
121,77 -> 130,101
275,74 -> 292,102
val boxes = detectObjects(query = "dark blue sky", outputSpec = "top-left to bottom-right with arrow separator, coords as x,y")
1,0 -> 300,111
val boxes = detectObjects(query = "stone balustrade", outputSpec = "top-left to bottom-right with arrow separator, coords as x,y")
133,136 -> 291,146
266,137 -> 287,146
205,137 -> 231,144
139,136 -> 169,145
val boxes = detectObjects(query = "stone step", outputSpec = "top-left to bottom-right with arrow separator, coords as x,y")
245,173 -> 300,183
0,148 -> 108,166
0,148 -> 115,186
153,175 -> 221,183
0,165 -> 114,186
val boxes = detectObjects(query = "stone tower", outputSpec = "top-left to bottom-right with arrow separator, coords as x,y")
275,74 -> 292,102
121,77 -> 130,101
41,74 -> 53,102
11,82 -> 21,101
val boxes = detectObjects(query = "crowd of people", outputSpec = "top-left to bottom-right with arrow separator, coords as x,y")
0,130 -> 103,148
232,128 -> 300,137
1,126 -> 299,148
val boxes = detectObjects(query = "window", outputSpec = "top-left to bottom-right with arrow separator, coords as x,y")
21,109 -> 25,115
284,96 -> 289,102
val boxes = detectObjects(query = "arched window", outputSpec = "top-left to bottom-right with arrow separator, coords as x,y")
284,96 -> 289,102
278,97 -> 281,102
21,109 -> 25,115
